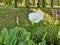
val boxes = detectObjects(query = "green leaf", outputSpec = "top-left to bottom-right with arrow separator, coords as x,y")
58,29 -> 60,38
3,27 -> 18,45
18,28 -> 31,45
16,17 -> 19,26
0,35 -> 3,45
1,27 -> 9,45
9,27 -> 18,45
1,27 -> 8,38
28,40 -> 36,45
21,28 -> 31,42
13,37 -> 17,45
42,32 -> 47,41
38,40 -> 46,45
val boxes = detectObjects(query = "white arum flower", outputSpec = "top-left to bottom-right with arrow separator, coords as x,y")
28,12 -> 44,23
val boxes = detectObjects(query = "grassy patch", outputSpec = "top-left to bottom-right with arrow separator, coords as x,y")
0,7 -> 59,29
0,7 -> 30,29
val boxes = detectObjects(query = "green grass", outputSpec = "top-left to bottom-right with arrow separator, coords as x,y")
0,7 -> 30,30
0,6 -> 60,29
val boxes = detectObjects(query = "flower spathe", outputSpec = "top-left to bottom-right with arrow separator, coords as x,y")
28,12 -> 44,23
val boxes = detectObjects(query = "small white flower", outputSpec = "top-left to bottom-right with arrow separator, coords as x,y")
28,12 -> 44,23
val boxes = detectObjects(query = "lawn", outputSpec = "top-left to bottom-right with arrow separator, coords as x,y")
0,7 -> 30,29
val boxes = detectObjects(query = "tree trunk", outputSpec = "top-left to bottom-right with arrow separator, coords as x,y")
25,0 -> 30,8
37,0 -> 40,7
42,0 -> 46,7
15,0 -> 17,7
51,0 -> 53,7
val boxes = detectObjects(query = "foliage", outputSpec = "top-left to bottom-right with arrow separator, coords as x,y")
3,0 -> 13,5
29,8 -> 59,45
0,0 -> 60,7
38,40 -> 46,45
17,28 -> 31,45
0,7 -> 60,45
0,27 -> 47,45
0,27 -> 18,45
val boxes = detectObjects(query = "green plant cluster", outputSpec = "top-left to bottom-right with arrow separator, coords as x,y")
0,27 -> 47,45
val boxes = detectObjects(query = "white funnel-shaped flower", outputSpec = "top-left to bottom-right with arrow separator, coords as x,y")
28,12 -> 44,23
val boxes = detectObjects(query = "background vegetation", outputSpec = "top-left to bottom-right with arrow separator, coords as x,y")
0,0 -> 60,45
